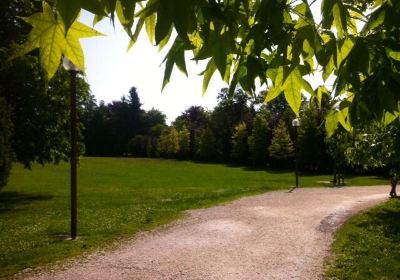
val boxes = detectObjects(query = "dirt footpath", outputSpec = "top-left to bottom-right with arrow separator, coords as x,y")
20,186 -> 388,280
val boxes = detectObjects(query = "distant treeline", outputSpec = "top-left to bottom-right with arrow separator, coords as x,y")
82,87 -> 400,174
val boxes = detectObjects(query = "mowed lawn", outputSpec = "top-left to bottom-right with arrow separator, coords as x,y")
0,157 -> 388,278
325,199 -> 400,280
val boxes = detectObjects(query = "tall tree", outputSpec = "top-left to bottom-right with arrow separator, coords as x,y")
173,106 -> 209,158
298,103 -> 331,171
269,120 -> 294,168
248,112 -> 271,166
177,127 -> 191,159
142,108 -> 166,134
196,127 -> 218,161
210,88 -> 253,161
128,87 -> 143,135
85,88 -> 145,156
231,122 -> 249,163
158,127 -> 180,158
82,101 -> 113,156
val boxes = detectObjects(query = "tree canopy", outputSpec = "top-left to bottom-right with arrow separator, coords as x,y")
13,0 -> 400,135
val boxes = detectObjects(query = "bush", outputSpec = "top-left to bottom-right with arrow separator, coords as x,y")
196,127 -> 218,161
231,122 -> 249,163
0,98 -> 13,189
248,114 -> 271,166
128,135 -> 150,157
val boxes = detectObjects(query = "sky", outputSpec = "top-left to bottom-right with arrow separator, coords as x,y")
79,12 -> 226,123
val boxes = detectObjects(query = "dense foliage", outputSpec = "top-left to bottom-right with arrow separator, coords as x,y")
0,0 -> 93,186
83,87 -> 167,156
13,0 -> 400,137
269,119 -> 294,168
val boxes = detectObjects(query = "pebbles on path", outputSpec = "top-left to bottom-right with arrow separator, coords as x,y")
19,186 -> 388,280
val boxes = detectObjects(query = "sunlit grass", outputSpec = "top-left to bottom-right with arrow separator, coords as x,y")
325,199 -> 400,280
0,157 -> 388,278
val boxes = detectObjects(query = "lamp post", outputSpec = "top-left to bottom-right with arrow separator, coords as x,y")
63,57 -> 80,240
292,118 -> 300,189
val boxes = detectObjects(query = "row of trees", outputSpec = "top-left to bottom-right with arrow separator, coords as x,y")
82,87 -> 167,157
83,87 -> 400,175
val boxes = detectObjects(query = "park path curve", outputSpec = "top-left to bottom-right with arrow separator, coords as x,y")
20,186 -> 388,280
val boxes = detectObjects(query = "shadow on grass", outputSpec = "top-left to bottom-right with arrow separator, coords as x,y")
357,200 -> 400,240
0,191 -> 53,213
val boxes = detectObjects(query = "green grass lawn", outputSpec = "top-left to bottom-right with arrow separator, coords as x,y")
0,157 -> 388,278
325,198 -> 400,280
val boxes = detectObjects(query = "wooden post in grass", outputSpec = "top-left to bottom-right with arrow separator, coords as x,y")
292,118 -> 300,189
64,57 -> 79,240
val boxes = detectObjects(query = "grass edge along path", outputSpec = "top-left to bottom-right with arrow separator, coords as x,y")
325,198 -> 400,280
0,157 -> 389,279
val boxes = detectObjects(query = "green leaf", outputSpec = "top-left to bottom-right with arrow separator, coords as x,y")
21,2 -> 66,79
383,111 -> 400,126
361,7 -> 385,35
158,26 -> 173,51
301,78 -> 314,95
145,13 -> 156,45
388,50 -> 400,61
321,0 -> 334,30
337,107 -> 352,132
202,59 -> 217,95
337,38 -> 354,67
325,110 -> 339,137
116,0 -> 136,36
93,15 -> 105,25
162,58 -> 174,91
155,2 -> 173,44
264,85 -> 283,104
135,0 -> 159,19
81,0 -> 108,16
127,18 -> 144,50
56,0 -> 81,32
333,3 -> 345,38
65,22 -> 105,71
265,66 -> 284,103
15,2 -> 104,79
161,38 -> 189,90
315,86 -> 330,107
283,68 -> 303,116
302,39 -> 314,61
105,0 -> 117,14
195,28 -> 237,79
323,56 -> 334,81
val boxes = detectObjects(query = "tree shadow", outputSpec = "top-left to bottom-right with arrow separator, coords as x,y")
0,191 -> 53,214
357,203 -> 400,241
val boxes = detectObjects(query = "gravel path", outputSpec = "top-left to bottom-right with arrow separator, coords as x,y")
20,186 -> 388,280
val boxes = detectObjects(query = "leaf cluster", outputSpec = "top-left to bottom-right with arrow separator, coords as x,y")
15,0 -> 400,136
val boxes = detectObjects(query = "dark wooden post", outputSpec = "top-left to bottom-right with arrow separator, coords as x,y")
70,70 -> 78,240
